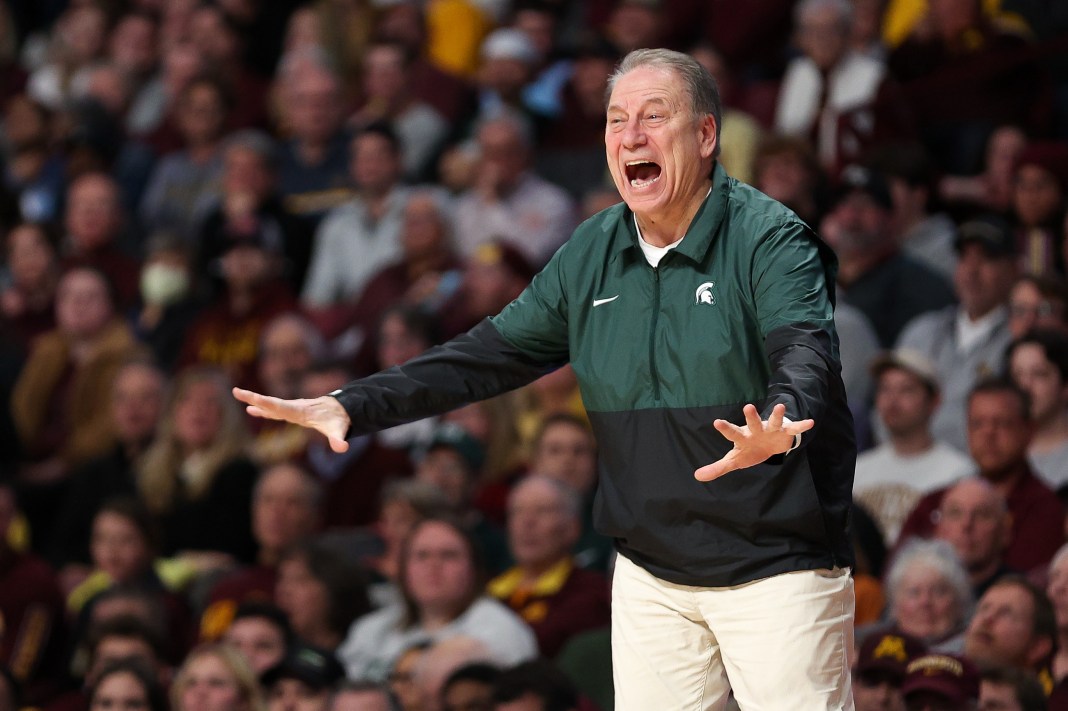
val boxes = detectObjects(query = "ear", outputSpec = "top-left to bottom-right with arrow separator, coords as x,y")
1025,634 -> 1053,668
699,113 -> 718,160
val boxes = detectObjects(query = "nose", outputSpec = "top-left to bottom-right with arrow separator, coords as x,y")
621,115 -> 646,149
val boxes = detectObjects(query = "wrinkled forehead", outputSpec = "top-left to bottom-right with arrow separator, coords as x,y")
607,65 -> 688,110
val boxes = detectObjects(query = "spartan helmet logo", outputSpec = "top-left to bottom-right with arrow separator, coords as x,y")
695,282 -> 716,305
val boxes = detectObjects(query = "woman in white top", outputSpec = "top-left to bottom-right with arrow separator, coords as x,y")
338,516 -> 537,681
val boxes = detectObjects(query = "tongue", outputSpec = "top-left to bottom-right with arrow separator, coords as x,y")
633,163 -> 661,182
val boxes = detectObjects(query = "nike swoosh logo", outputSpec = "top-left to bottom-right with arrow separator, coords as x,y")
593,295 -> 620,307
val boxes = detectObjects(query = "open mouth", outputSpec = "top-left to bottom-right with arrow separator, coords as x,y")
625,160 -> 662,188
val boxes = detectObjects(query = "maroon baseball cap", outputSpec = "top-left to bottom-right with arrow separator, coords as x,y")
855,631 -> 927,680
900,654 -> 980,705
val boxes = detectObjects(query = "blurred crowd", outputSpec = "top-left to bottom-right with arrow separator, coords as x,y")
0,0 -> 1067,709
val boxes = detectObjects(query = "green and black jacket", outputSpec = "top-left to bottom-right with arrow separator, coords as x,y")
334,164 -> 856,586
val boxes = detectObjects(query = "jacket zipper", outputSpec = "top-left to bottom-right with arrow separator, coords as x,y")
649,265 -> 661,401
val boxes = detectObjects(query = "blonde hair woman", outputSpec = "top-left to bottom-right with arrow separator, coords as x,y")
139,365 -> 258,561
171,643 -> 266,711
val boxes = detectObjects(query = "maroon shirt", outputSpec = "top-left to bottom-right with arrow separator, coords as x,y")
0,548 -> 64,704
897,467 -> 1065,573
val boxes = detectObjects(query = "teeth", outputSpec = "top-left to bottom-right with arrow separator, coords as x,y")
630,174 -> 661,188
627,160 -> 653,166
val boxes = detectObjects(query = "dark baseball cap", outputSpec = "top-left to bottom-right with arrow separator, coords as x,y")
954,214 -> 1014,258
261,644 -> 345,691
832,164 -> 893,211
900,654 -> 980,705
426,424 -> 486,473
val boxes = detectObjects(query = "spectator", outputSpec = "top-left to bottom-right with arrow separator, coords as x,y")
274,541 -> 371,651
27,4 -> 107,110
274,50 -> 352,230
751,133 -> 825,228
0,481 -> 64,706
199,463 -> 321,641
854,348 -> 974,543
472,29 -> 543,129
223,602 -> 293,675
1048,544 -> 1068,682
774,0 -> 893,172
198,129 -> 315,296
878,538 -> 974,649
350,40 -> 449,183
300,123 -> 410,311
138,75 -> 229,242
436,241 -> 536,340
170,643 -> 266,711
12,266 -> 143,490
964,577 -> 1056,680
262,642 -> 346,711
896,216 -> 1019,452
180,224 -> 297,391
2,94 -> 63,225
87,658 -> 168,711
132,235 -> 203,372
869,142 -> 958,281
108,12 -> 163,137
388,642 -> 431,711
1010,142 -> 1068,277
337,517 -> 537,682
1007,275 -> 1068,340
137,365 -> 258,561
897,379 -> 1065,574
1,221 -> 59,352
346,191 -> 462,372
852,630 -> 927,711
61,172 -> 141,309
900,653 -> 980,711
822,164 -> 955,348
487,476 -> 610,658
453,114 -> 577,268
932,478 -> 1013,599
978,667 -> 1048,711
1007,330 -> 1068,491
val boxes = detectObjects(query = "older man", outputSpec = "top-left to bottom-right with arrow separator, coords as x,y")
488,476 -> 610,658
236,48 -> 856,708
933,478 -> 1013,599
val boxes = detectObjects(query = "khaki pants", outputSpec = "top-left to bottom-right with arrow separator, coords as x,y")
611,554 -> 855,711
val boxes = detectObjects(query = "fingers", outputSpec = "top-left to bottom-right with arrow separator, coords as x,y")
232,387 -> 259,406
766,403 -> 786,431
695,455 -> 735,482
328,436 -> 350,454
713,418 -> 744,439
742,403 -> 763,432
783,418 -> 815,435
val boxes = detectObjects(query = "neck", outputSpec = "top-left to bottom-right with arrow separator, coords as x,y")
837,251 -> 887,286
983,462 -> 1027,498
420,605 -> 460,632
187,141 -> 218,163
364,189 -> 393,220
520,557 -> 566,585
635,179 -> 712,247
890,430 -> 934,456
304,626 -> 340,650
968,558 -> 1001,587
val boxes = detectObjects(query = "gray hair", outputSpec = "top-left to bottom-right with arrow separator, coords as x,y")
225,129 -> 279,172
606,48 -> 722,160
509,474 -> 583,521
794,0 -> 854,32
260,311 -> 326,363
886,538 -> 974,625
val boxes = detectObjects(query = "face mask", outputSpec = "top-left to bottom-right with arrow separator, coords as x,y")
140,263 -> 190,306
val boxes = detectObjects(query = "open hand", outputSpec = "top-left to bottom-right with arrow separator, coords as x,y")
233,387 -> 352,453
694,403 -> 813,482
